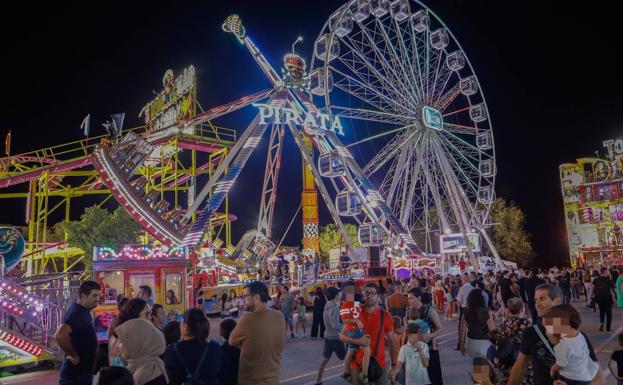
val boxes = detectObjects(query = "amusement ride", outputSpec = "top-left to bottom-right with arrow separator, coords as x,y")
0,0 -> 503,371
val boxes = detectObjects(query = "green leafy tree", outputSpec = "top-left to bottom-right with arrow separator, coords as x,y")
60,206 -> 140,272
488,198 -> 535,267
318,223 -> 360,264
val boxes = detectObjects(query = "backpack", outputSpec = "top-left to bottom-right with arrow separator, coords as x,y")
174,343 -> 210,385
417,305 -> 433,336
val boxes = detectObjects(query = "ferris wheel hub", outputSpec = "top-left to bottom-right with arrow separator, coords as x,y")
422,106 -> 443,131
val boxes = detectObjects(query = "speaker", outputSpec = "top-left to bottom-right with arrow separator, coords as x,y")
367,267 -> 388,277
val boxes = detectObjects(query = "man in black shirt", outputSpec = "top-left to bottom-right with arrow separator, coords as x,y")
56,280 -> 101,385
557,268 -> 571,304
508,283 -> 603,385
524,268 -> 545,324
593,267 -> 616,332
498,271 -> 513,307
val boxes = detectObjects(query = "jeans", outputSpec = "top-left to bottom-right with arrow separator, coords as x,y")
571,284 -> 580,299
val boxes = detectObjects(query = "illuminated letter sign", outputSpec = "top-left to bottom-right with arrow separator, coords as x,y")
253,103 -> 344,136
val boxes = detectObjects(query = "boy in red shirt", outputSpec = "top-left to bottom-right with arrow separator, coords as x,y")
340,284 -> 371,384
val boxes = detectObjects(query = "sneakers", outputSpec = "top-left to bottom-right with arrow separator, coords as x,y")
599,324 -> 604,332
291,333 -> 296,338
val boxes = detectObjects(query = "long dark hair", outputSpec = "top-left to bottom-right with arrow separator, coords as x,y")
466,289 -> 486,324
183,308 -> 210,341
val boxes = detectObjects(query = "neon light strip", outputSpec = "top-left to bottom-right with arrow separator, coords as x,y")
92,147 -> 184,245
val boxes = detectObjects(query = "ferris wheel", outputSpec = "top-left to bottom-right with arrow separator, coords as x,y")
309,0 -> 497,257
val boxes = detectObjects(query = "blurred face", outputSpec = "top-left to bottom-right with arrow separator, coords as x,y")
243,288 -> 258,312
543,316 -> 572,336
535,288 -> 560,317
80,289 -> 101,309
408,332 -> 420,345
364,288 -> 378,307
152,307 -> 166,326
407,293 -> 421,308
140,304 -> 152,319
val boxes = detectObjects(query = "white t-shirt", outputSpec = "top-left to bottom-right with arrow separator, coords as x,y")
554,333 -> 599,381
456,283 -> 474,308
398,341 -> 431,385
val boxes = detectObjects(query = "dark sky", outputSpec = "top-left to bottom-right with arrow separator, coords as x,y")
2,1 -> 622,267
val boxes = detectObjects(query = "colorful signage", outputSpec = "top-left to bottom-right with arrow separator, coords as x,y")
560,139 -> 623,264
253,102 -> 344,135
439,232 -> 480,253
139,66 -> 196,131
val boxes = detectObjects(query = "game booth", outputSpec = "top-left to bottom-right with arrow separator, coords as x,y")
92,244 -> 189,341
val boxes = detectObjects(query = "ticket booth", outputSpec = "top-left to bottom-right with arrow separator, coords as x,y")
92,244 -> 189,341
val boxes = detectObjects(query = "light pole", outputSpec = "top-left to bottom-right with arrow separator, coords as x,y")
291,36 -> 303,54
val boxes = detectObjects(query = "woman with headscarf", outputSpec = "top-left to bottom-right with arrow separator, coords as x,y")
109,298 -> 150,367
115,318 -> 168,385
310,287 -> 326,339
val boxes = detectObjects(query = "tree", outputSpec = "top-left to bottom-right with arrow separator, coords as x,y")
60,206 -> 140,272
488,198 -> 535,267
318,223 -> 360,264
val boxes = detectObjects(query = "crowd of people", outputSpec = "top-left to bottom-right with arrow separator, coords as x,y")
56,264 -> 623,385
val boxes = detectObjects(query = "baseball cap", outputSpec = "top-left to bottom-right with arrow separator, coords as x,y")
326,286 -> 340,300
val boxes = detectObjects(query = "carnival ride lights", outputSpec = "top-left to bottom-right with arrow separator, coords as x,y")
95,245 -> 187,261
88,0 -> 502,276
175,13 -> 422,262
0,330 -> 43,356
89,87 -> 271,249
308,0 -> 503,271
0,281 -> 44,320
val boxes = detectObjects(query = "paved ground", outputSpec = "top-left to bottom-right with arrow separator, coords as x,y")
2,299 -> 622,385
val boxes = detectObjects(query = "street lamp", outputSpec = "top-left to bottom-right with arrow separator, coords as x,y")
292,36 -> 303,54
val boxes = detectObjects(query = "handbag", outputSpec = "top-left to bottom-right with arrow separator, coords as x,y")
366,309 -> 385,382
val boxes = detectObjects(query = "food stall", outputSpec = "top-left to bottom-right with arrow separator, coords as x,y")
92,244 -> 189,340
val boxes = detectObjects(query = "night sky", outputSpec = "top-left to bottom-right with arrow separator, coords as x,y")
2,1 -> 622,267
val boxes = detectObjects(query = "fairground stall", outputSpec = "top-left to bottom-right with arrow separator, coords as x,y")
560,139 -> 623,267
92,244 -> 189,341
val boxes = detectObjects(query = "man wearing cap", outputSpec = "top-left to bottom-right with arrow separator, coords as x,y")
314,286 -> 346,385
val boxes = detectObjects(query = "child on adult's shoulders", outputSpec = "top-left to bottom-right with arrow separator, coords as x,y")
543,304 -> 598,385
